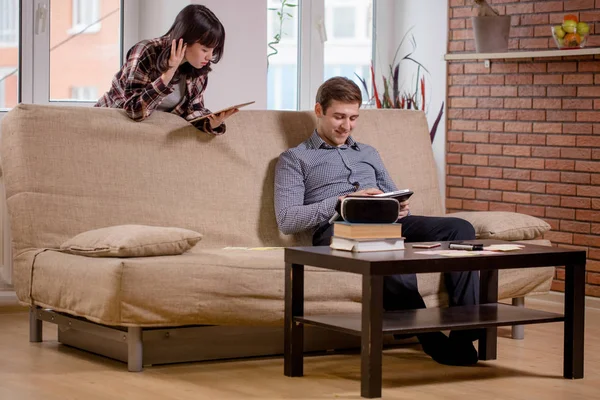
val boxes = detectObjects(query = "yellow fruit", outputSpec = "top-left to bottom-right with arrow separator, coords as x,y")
553,25 -> 566,39
562,20 -> 577,33
577,22 -> 590,36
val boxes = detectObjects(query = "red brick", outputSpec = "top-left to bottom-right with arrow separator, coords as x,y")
519,86 -> 546,97
521,14 -> 548,25
449,0 -> 464,6
448,109 -> 464,119
449,165 -> 476,176
464,63 -> 489,74
594,150 -> 600,160
547,135 -> 577,146
449,18 -> 466,30
516,204 -> 546,217
465,86 -> 490,97
544,231 -> 573,244
517,134 -> 546,146
573,234 -> 600,247
452,75 -> 478,85
504,98 -> 532,109
578,87 -> 600,97
462,154 -> 489,166
506,3 -> 534,14
504,122 -> 533,133
489,202 -> 516,212
547,183 -> 577,195
450,120 -> 477,131
449,143 -> 476,153
446,176 -> 463,187
490,179 -> 517,191
447,153 -> 462,164
463,177 -> 490,189
547,62 -> 577,73
546,207 -> 575,219
595,99 -> 600,110
518,181 -> 546,193
448,64 -> 464,75
531,171 -> 560,182
476,144 -> 503,155
512,26 -> 535,38
448,86 -> 464,97
490,109 -> 517,120
503,169 -> 531,180
596,74 -> 600,85
534,1 -> 563,12
517,110 -> 546,121
592,224 -> 600,235
478,75 -> 505,85
451,7 -> 472,18
578,186 -> 600,197
532,146 -> 560,158
463,109 -> 490,120
562,148 -> 592,160
561,220 -> 591,234
547,111 -> 577,122
551,280 -> 565,292
563,99 -> 594,110
490,86 -> 517,97
533,122 -> 562,133
577,111 -> 600,122
546,159 -> 576,171
518,64 -> 546,74
505,74 -> 534,85
588,272 -> 600,285
477,121 -> 503,131
491,63 -> 519,74
578,61 -> 600,72
503,145 -> 531,156
534,74 -> 563,85
564,74 -> 594,85
462,200 -> 490,211
576,161 -> 600,172
489,156 -> 515,167
561,172 -> 591,184
477,98 -> 504,109
593,175 -> 600,185
576,210 -> 600,222
548,86 -> 577,97
463,132 -> 489,143
516,158 -> 546,170
446,198 -> 463,210
562,197 -> 591,209
449,187 -> 475,199
532,99 -> 561,110
503,192 -> 531,204
577,136 -> 600,147
447,131 -> 463,142
476,166 -> 503,178
564,0 -> 595,11
476,190 -> 502,202
585,285 -> 600,297
563,123 -> 593,134
490,133 -> 516,144
532,194 -> 561,206
452,29 -> 473,40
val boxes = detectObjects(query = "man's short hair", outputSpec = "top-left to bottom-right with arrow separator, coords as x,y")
315,76 -> 362,114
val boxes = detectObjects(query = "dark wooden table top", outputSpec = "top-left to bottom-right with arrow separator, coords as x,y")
285,239 -> 586,275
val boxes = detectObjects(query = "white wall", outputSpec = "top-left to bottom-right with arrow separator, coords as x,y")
388,0 -> 448,203
132,0 -> 267,110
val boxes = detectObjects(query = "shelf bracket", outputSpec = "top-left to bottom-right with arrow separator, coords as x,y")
484,59 -> 490,68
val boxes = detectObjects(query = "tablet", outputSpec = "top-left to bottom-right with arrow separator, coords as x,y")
189,101 -> 255,122
372,189 -> 414,202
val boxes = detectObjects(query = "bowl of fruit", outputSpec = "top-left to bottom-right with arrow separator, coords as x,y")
552,14 -> 590,49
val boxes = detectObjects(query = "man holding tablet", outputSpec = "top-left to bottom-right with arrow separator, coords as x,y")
274,76 -> 480,367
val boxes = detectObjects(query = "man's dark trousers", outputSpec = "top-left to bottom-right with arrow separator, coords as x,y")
312,215 -> 480,311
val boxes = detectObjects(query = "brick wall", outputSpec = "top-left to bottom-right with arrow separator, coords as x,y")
447,0 -> 600,296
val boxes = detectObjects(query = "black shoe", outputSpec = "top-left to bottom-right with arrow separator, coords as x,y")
418,331 -> 478,366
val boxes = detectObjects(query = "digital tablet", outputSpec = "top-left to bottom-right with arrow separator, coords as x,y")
372,189 -> 414,202
189,101 -> 255,122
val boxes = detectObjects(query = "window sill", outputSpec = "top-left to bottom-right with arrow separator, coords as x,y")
444,47 -> 600,61
67,23 -> 101,36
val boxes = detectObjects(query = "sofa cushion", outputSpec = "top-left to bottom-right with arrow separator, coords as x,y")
447,211 -> 551,241
60,225 -> 202,257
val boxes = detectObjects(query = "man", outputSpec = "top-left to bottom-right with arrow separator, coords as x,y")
274,76 -> 480,366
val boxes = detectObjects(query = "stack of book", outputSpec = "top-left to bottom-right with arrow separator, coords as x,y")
329,221 -> 404,252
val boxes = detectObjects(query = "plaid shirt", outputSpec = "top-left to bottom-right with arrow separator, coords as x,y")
95,36 -> 225,135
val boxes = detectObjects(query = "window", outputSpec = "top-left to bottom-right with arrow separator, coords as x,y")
331,6 -> 355,39
71,0 -> 101,33
71,86 -> 98,101
0,0 -> 19,46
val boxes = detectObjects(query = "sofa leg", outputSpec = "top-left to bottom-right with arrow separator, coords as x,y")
127,327 -> 143,372
29,306 -> 43,342
511,297 -> 525,340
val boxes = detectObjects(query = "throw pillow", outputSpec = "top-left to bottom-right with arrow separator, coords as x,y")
60,224 -> 203,257
447,211 -> 551,241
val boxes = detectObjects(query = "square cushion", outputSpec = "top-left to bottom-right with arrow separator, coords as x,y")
60,225 -> 202,257
447,211 -> 551,241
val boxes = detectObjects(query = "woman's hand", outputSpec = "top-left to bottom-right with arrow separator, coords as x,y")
208,108 -> 239,129
161,39 -> 187,85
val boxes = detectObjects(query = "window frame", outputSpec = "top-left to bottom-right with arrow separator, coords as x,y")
69,0 -> 101,35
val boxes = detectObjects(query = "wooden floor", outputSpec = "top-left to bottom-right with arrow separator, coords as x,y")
0,299 -> 598,400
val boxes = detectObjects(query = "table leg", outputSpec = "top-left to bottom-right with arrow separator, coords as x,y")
284,263 -> 304,377
478,269 -> 498,360
564,263 -> 585,379
361,274 -> 383,398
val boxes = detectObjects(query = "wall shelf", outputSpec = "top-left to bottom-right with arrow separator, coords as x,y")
445,47 -> 600,62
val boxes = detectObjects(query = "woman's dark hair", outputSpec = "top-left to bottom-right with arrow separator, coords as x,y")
157,4 -> 225,78
315,77 -> 362,114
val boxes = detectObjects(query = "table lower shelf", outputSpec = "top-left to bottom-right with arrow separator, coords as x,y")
295,303 -> 564,336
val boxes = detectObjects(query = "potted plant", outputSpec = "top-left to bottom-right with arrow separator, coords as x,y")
471,0 -> 511,53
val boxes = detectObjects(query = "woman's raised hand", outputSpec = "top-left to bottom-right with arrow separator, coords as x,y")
161,39 -> 187,85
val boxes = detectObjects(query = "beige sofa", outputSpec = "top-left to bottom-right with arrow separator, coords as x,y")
0,104 -> 553,370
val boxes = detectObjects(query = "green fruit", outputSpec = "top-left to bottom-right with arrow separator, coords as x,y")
553,25 -> 566,39
562,20 -> 577,33
557,38 -> 565,48
577,22 -> 590,36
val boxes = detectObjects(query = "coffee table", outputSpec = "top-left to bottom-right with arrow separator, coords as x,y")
283,240 -> 586,398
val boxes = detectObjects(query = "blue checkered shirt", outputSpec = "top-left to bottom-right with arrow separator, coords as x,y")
274,130 -> 398,234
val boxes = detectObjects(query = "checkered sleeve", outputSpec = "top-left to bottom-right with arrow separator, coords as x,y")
186,75 -> 226,135
274,151 -> 339,235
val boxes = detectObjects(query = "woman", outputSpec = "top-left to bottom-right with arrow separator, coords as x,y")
96,4 -> 236,135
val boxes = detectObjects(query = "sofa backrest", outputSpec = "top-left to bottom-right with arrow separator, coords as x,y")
1,104 -> 443,255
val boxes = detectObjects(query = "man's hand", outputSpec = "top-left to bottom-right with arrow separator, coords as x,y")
398,199 -> 410,219
208,108 -> 239,129
161,39 -> 187,86
338,187 -> 383,201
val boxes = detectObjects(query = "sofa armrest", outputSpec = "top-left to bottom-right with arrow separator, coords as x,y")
446,211 -> 551,241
